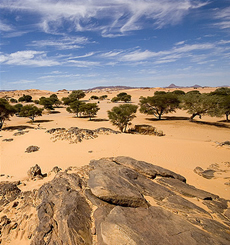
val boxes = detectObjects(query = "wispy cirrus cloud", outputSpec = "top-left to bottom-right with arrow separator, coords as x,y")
0,50 -> 60,66
214,6 -> 230,29
99,41 -> 228,66
29,36 -> 89,50
0,0 -> 209,36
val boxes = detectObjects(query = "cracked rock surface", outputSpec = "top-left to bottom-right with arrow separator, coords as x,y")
1,156 -> 230,244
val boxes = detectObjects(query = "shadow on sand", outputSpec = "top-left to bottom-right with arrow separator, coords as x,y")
2,125 -> 34,131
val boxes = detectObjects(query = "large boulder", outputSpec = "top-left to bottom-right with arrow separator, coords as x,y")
1,156 -> 230,245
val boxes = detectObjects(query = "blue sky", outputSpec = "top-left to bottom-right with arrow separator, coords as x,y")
0,0 -> 230,91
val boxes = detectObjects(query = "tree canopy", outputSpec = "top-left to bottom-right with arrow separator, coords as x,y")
0,98 -> 16,130
62,90 -> 85,105
139,92 -> 180,120
111,92 -> 131,103
19,105 -> 43,122
18,94 -> 33,102
108,104 -> 138,132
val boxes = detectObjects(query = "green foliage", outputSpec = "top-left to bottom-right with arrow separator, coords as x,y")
0,98 -> 16,130
34,100 -> 40,104
49,94 -> 61,107
66,100 -> 84,117
209,87 -> 230,96
90,95 -> 99,100
181,93 -> 212,120
154,91 -> 167,95
111,92 -> 131,103
39,97 -> 54,110
99,95 -> 108,100
18,94 -> 33,102
67,101 -> 100,120
62,90 -> 85,105
139,93 -> 180,120
111,97 -> 120,103
80,103 -> 100,120
10,98 -> 18,103
186,90 -> 201,95
19,105 -> 43,122
171,90 -> 186,96
14,103 -> 23,113
107,104 -> 138,132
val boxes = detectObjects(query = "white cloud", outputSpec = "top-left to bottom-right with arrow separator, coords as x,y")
215,6 -> 230,29
0,50 -> 60,66
0,0 -> 209,36
0,20 -> 13,31
10,80 -> 35,85
29,36 -> 89,50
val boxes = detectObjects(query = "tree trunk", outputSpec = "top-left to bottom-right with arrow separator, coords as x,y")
158,114 -> 162,120
190,113 -> 201,121
226,113 -> 229,122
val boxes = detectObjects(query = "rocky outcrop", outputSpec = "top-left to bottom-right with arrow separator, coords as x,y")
129,124 -> 164,136
0,157 -> 230,245
25,145 -> 40,153
46,127 -> 120,144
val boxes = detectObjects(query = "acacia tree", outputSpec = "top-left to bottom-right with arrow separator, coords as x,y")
62,90 -> 85,105
209,88 -> 230,121
18,94 -> 33,102
111,92 -> 132,103
39,97 -> 54,110
181,93 -> 215,121
108,104 -> 138,132
19,105 -> 43,122
139,92 -> 180,120
49,94 -> 61,107
66,100 -> 85,117
80,103 -> 100,120
0,98 -> 16,130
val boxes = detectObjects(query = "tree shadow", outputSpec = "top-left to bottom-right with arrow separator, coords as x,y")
49,111 -> 61,114
191,120 -> 230,129
90,118 -> 109,122
218,120 -> 230,123
33,120 -> 54,123
2,125 -> 34,131
146,116 -> 189,121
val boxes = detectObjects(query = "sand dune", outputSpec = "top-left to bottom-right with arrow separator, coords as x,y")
1,87 -> 230,201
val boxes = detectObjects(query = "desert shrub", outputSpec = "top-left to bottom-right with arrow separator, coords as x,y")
10,98 -> 17,103
18,94 -> 33,102
108,104 -> 138,132
90,95 -> 99,100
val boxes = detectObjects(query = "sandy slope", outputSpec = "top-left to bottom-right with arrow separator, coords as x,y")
1,88 -> 230,200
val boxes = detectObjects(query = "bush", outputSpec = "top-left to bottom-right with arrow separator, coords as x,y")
18,94 -> 33,102
10,98 -> 17,103
108,104 -> 138,132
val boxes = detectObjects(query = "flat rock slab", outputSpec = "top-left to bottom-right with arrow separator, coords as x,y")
113,156 -> 186,182
97,206 -> 228,245
157,177 -> 219,200
89,159 -> 148,207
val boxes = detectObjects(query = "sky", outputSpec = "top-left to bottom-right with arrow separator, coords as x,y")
0,0 -> 230,91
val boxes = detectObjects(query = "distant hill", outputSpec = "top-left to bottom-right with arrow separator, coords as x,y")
86,86 -> 136,91
165,84 -> 204,89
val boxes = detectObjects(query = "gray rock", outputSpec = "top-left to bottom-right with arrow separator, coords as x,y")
113,156 -> 186,182
88,159 -> 148,208
32,172 -> 92,245
27,164 -> 44,180
25,145 -> 40,153
0,182 -> 21,206
98,206 -> 228,245
157,177 -> 219,200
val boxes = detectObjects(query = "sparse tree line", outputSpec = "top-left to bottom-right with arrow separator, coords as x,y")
1,87 -> 229,132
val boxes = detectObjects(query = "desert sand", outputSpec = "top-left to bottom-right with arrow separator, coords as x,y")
1,86 -> 230,202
